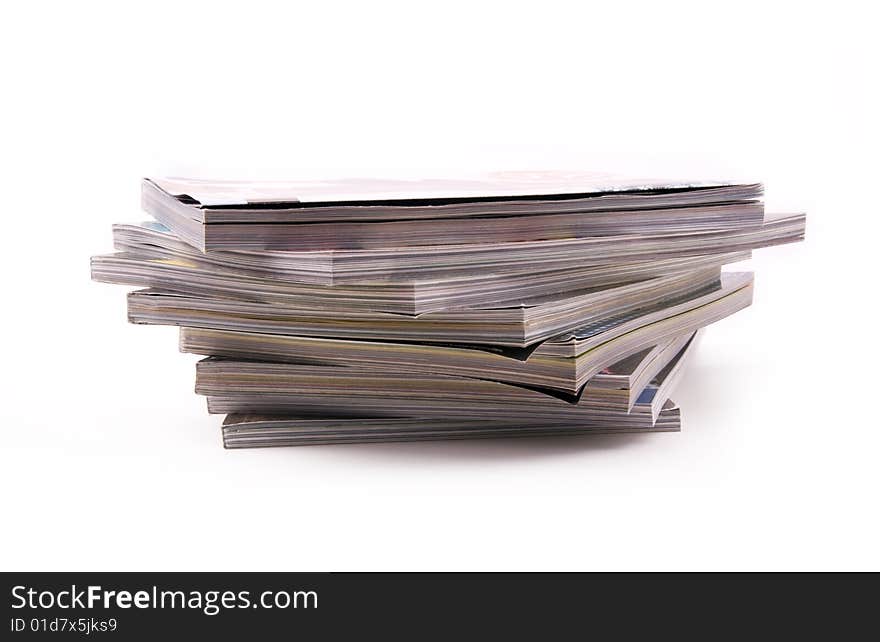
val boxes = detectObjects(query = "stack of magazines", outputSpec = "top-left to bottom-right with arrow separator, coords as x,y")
92,173 -> 805,447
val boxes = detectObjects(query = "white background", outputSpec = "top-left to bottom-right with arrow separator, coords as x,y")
2,1 -> 877,571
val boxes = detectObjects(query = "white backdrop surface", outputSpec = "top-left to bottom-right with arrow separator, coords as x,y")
1,1 -> 876,570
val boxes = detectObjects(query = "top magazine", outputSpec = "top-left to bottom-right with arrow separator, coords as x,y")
142,172 -> 764,251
